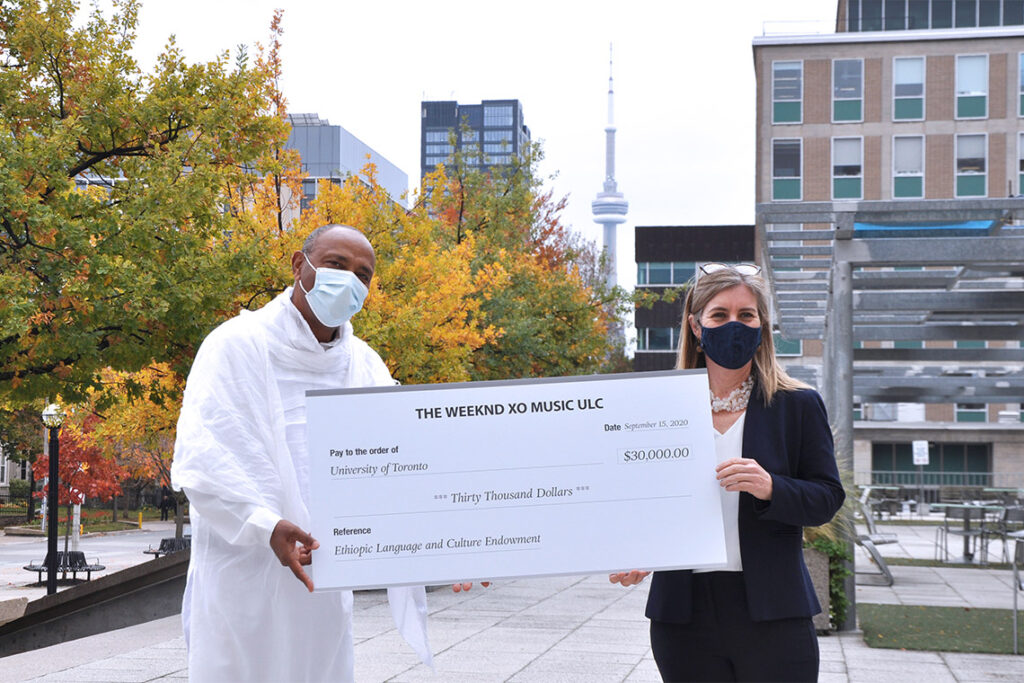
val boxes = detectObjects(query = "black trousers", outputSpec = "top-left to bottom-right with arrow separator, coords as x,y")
649,572 -> 818,682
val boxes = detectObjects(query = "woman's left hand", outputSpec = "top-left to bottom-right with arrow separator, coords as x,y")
715,458 -> 773,501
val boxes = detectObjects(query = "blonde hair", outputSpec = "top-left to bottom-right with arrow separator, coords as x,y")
676,268 -> 808,404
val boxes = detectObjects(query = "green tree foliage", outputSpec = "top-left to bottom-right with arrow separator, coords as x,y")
431,144 -> 623,380
0,0 -> 286,404
0,403 -> 42,463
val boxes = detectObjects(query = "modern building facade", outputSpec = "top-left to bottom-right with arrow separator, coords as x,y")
286,113 -> 409,211
753,2 -> 1024,493
633,225 -> 755,372
420,99 -> 530,178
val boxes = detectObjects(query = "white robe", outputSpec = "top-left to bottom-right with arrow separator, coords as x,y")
171,289 -> 431,683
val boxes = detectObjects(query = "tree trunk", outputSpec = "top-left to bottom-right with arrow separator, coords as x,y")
174,492 -> 186,539
112,494 -> 118,523
63,502 -> 72,578
26,466 -> 36,522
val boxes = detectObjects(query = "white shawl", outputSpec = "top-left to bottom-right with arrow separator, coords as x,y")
172,290 -> 431,682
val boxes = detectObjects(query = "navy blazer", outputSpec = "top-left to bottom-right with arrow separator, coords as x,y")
645,385 -> 845,623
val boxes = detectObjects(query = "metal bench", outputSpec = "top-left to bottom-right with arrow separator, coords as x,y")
23,551 -> 105,583
143,536 -> 191,559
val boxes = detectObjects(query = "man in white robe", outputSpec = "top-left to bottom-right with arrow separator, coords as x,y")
171,225 -> 431,682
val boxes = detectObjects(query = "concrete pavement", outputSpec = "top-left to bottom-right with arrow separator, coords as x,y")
2,522 -> 1024,682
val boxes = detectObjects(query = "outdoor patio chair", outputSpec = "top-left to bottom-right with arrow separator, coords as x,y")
982,506 -> 1024,564
855,498 -> 898,586
1011,533 -> 1024,654
934,505 -> 986,563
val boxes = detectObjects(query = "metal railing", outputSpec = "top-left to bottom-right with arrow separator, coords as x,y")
0,491 -> 31,520
856,471 -> 1024,504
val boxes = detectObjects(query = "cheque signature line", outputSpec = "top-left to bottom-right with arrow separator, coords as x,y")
332,494 -> 693,520
331,461 -> 603,481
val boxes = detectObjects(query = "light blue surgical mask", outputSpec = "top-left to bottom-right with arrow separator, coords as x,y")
299,253 -> 368,328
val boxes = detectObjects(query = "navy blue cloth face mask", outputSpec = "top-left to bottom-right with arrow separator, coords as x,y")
699,321 -> 762,370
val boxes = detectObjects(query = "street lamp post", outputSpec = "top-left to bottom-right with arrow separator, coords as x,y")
41,403 -> 63,596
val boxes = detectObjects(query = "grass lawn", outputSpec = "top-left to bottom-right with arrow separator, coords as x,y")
5,507 -> 168,534
860,603 -> 1024,654
884,557 -> 1013,571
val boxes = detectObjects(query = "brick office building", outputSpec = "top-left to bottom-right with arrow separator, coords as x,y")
752,1 -> 1024,491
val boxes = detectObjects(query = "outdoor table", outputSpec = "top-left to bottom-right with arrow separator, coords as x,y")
933,503 -> 1003,563
983,488 -> 1021,505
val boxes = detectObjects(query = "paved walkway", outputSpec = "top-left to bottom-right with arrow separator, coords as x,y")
1,522 -> 1023,682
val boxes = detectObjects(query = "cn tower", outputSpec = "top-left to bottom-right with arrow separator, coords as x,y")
591,45 -> 628,293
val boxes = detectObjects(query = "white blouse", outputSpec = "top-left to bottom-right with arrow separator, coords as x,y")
695,411 -> 745,573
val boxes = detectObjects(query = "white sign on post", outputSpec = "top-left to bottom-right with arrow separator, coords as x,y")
912,440 -> 930,466
306,370 -> 727,591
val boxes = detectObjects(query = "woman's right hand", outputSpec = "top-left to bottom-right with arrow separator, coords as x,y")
608,570 -> 650,587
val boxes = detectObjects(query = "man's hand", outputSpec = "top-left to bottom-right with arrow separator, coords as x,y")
609,570 -> 650,587
270,519 -> 320,593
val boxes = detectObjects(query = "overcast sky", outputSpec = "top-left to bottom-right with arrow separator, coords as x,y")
118,0 -> 836,291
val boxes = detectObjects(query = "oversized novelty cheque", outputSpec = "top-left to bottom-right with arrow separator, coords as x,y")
307,370 -> 727,590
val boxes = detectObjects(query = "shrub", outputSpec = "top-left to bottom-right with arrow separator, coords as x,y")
8,478 -> 32,500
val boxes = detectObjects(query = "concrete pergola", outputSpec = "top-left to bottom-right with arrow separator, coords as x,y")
757,199 -> 1024,444
756,198 -> 1024,629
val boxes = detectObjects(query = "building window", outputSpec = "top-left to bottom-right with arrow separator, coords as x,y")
1009,1 -> 1024,25
833,59 -> 863,122
982,0 -> 1003,24
637,327 -> 678,352
860,0 -> 883,30
637,262 -> 695,286
425,144 -> 454,155
932,0 -> 955,28
672,262 -> 696,283
956,339 -> 987,349
774,336 -> 802,356
484,130 -> 512,142
772,61 -> 802,124
955,133 -> 987,197
832,137 -> 863,199
772,139 -> 801,200
871,403 -> 898,421
853,402 -> 863,421
483,105 -> 513,127
956,402 -> 987,422
871,442 -> 992,488
884,0 -> 906,29
893,57 -> 925,120
956,54 -> 988,119
1019,53 -> 1024,116
461,130 -> 479,142
300,179 -> 317,213
424,130 -> 449,143
893,136 -> 924,198
647,262 -> 671,285
1019,132 -> 1024,193
956,0 -> 978,27
908,0 -> 932,28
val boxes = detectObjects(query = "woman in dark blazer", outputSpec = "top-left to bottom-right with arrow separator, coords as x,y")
611,264 -> 845,682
